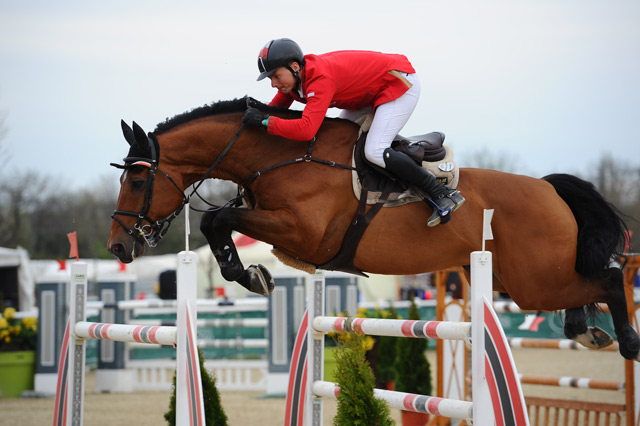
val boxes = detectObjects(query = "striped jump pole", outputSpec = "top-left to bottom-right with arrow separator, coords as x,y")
312,380 -> 474,419
53,251 -> 205,426
517,374 -> 624,391
74,322 -> 177,345
508,337 -> 619,352
311,316 -> 471,341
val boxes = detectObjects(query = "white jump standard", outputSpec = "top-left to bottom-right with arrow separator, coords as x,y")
53,251 -> 205,426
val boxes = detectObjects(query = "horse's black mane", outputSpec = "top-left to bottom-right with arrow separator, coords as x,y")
153,96 -> 298,135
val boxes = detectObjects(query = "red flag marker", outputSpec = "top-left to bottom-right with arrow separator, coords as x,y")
67,232 -> 79,261
56,259 -> 66,271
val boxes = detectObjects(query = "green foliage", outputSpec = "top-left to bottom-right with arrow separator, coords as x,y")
164,348 -> 228,426
369,306 -> 399,387
393,300 -> 432,396
332,332 -> 395,426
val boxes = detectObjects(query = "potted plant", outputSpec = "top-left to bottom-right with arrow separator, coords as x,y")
332,331 -> 395,426
393,299 -> 432,426
0,307 -> 38,398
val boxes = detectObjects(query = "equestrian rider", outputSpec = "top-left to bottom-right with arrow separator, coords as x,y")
242,38 -> 464,226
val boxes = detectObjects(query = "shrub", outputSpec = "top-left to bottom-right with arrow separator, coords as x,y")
164,348 -> 228,426
393,300 -> 432,396
332,332 -> 395,426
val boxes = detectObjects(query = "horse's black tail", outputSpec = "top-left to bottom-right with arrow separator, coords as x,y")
543,173 -> 627,278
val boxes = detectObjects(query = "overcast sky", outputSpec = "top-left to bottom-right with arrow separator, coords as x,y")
1,0 -> 638,190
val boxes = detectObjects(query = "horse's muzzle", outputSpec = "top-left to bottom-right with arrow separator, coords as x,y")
108,239 -> 143,263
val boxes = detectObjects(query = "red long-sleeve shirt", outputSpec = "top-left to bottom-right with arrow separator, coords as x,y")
267,50 -> 416,141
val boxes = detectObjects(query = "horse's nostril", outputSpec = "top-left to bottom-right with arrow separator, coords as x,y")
110,243 -> 123,255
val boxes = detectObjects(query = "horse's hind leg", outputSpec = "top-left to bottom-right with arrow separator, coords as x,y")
200,208 -> 274,296
564,307 -> 613,349
601,267 -> 640,360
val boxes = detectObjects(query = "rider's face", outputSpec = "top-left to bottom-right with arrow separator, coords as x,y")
268,62 -> 300,94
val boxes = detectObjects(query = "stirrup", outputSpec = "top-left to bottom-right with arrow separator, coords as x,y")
427,191 -> 465,227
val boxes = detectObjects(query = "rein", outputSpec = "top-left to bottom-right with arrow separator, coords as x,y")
242,136 -> 356,208
111,118 -> 355,247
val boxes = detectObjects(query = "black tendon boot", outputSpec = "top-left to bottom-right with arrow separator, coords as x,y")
383,148 -> 465,226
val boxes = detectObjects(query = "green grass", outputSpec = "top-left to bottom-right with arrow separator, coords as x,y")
324,347 -> 338,382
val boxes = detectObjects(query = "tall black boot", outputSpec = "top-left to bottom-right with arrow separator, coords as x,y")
383,148 -> 465,226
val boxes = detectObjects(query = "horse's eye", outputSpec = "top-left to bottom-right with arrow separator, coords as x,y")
131,179 -> 145,191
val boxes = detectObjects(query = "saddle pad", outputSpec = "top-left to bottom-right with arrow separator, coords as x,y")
351,145 -> 460,206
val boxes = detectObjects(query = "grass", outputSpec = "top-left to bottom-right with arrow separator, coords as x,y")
324,347 -> 338,382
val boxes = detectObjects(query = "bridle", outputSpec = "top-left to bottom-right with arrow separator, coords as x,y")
110,125 -> 246,247
110,132 -> 188,247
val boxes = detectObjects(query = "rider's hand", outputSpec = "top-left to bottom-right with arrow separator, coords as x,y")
242,107 -> 269,128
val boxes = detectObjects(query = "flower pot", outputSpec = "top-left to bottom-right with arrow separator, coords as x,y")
401,410 -> 430,426
0,350 -> 35,398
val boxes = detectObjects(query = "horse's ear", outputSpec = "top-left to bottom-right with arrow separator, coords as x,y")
132,121 -> 151,158
121,120 -> 135,146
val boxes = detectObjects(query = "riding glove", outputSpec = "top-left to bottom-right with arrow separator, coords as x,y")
242,107 -> 269,128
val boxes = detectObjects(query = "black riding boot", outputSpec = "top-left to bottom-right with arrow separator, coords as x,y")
383,148 -> 465,226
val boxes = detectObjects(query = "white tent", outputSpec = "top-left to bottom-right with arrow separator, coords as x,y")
0,246 -> 35,311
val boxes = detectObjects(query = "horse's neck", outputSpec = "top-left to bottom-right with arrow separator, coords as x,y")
162,115 -> 358,188
160,118 -> 296,186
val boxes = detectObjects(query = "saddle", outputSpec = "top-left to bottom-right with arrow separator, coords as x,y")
317,131 -> 460,276
352,131 -> 459,206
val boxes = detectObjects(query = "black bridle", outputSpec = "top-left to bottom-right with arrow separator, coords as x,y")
110,125 -> 246,247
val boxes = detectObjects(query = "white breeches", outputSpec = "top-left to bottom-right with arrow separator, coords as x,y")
339,72 -> 421,168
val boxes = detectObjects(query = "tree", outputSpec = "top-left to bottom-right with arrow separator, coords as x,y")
393,300 -> 432,396
462,146 -> 529,174
0,171 -> 49,248
332,332 -> 394,426
164,348 -> 228,426
585,155 -> 640,252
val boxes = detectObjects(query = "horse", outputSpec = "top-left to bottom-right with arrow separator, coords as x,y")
108,97 -> 640,362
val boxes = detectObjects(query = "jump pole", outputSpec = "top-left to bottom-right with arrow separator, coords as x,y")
53,250 -> 204,426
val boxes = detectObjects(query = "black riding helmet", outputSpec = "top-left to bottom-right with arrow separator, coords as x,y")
257,38 -> 305,81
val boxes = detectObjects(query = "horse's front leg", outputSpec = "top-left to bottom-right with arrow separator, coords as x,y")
200,207 -> 274,296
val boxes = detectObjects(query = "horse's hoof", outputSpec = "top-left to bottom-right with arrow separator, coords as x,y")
573,326 -> 614,349
617,324 -> 640,360
247,264 -> 275,297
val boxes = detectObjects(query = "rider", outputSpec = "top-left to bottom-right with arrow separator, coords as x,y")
242,38 -> 464,226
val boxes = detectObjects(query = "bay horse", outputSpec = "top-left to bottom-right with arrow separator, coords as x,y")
108,97 -> 639,362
